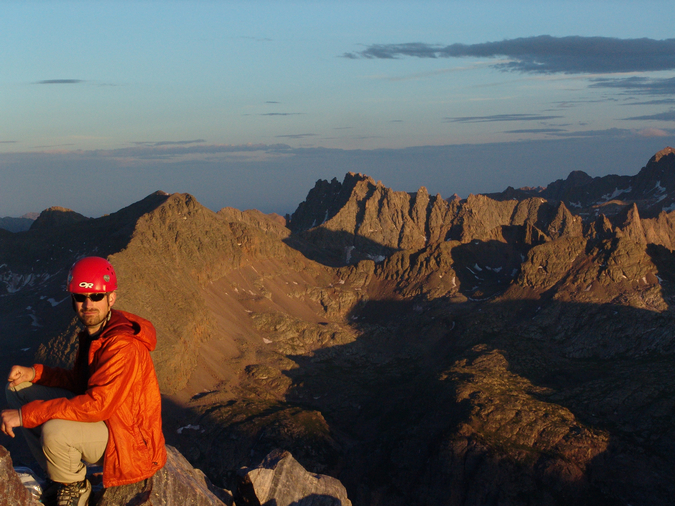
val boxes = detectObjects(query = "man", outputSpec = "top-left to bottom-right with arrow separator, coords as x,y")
1,256 -> 167,506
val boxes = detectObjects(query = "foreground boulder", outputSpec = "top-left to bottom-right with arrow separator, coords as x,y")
0,445 -> 41,506
237,449 -> 351,506
95,445 -> 233,505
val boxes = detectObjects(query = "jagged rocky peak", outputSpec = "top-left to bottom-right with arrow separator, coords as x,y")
538,170 -> 595,203
636,145 -> 675,185
288,172 -> 377,233
29,206 -> 91,230
288,172 -> 453,265
483,148 -> 675,219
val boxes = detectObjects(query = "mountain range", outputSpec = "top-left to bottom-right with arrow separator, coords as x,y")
2,147 -> 675,505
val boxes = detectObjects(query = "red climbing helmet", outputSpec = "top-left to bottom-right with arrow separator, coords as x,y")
67,256 -> 118,293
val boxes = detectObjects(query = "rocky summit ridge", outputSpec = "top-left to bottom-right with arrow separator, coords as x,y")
1,148 -> 675,505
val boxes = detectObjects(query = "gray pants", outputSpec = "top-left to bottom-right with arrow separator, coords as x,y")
6,382 -> 108,484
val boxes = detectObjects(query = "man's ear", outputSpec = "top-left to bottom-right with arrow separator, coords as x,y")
108,291 -> 117,308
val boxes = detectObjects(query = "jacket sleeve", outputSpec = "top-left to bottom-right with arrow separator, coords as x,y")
21,336 -> 143,428
32,362 -> 80,393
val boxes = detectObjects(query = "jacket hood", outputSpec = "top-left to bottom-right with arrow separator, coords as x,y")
101,309 -> 157,351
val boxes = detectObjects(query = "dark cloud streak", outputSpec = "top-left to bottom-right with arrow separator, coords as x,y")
623,98 -> 675,106
623,110 -> 675,122
590,76 -> 675,96
275,134 -> 317,139
445,113 -> 563,123
133,139 -> 206,147
344,36 -> 675,74
505,128 -> 566,134
34,79 -> 85,84
258,112 -> 305,116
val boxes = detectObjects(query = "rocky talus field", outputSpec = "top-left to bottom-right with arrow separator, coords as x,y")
2,148 -> 675,505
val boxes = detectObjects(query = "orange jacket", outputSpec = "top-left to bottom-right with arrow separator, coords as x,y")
21,310 -> 167,488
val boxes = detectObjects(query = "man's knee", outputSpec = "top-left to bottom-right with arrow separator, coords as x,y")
41,419 -> 108,466
41,419 -> 71,450
5,381 -> 31,408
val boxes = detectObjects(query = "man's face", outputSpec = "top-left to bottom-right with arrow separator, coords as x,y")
73,291 -> 116,333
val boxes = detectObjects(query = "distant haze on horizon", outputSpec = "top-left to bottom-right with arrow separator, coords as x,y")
2,1 -> 675,218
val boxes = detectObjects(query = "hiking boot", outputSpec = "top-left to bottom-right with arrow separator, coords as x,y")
40,479 -> 59,506
56,479 -> 91,506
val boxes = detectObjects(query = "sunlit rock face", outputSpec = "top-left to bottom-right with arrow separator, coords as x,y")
95,446 -> 233,506
0,446 -> 41,505
236,449 -> 351,506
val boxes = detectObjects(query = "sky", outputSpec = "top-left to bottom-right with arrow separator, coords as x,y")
2,0 -> 675,218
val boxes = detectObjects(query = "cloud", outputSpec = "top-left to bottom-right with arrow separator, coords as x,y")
344,36 -> 675,74
34,143 -> 76,149
547,128 -> 636,138
34,79 -> 85,84
77,142 -> 293,161
624,98 -> 675,106
275,134 -> 317,139
637,128 -> 671,137
504,128 -> 567,134
444,113 -> 563,123
0,141 -> 17,144
624,110 -> 675,122
132,139 -> 206,147
258,112 -> 305,116
590,76 -> 675,96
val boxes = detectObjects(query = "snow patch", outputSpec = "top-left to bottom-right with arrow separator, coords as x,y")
27,311 -> 41,328
1,271 -> 51,293
600,187 -> 632,202
345,246 -> 356,264
176,424 -> 203,434
47,297 -> 69,307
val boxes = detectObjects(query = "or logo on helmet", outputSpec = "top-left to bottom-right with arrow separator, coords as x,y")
68,257 -> 118,294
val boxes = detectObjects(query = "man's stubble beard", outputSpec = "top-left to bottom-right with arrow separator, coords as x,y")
78,308 -> 109,329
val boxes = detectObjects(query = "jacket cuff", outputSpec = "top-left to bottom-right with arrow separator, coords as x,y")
32,364 -> 43,382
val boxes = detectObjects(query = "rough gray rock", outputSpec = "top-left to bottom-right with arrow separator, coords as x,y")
237,449 -> 351,506
0,445 -> 41,506
95,445 -> 233,506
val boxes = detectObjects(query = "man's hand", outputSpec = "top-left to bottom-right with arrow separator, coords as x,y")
1,409 -> 20,438
7,365 -> 35,388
